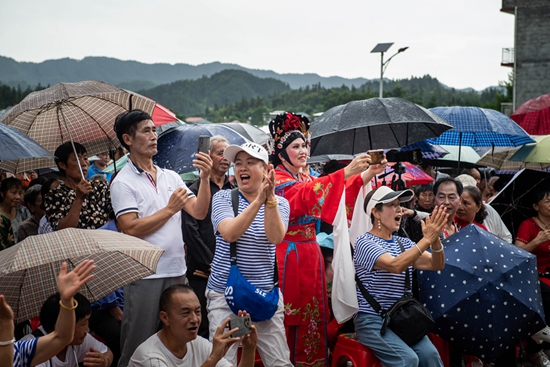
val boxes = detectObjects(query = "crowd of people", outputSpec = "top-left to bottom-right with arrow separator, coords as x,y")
1,110 -> 550,367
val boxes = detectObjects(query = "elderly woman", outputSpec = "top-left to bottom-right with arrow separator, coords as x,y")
0,177 -> 31,243
355,186 -> 447,366
268,112 -> 387,365
206,142 -> 293,367
454,186 -> 488,230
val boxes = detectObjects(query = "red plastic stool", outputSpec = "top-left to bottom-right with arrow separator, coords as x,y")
331,333 -> 382,367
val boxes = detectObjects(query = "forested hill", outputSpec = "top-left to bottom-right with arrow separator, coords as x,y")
135,72 -> 509,122
0,55 -> 369,90
138,69 -> 291,117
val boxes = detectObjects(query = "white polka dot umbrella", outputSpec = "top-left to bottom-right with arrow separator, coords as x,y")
418,224 -> 544,362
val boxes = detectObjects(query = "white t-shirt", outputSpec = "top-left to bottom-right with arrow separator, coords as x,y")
33,333 -> 108,367
128,333 -> 232,367
110,159 -> 195,278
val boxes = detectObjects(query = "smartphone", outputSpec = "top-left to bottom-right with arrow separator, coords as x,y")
368,149 -> 384,164
197,135 -> 210,154
228,315 -> 252,338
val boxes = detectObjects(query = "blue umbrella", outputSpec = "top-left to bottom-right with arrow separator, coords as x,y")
154,124 -> 249,174
400,140 -> 449,160
0,123 -> 54,173
418,224 -> 544,362
428,106 -> 534,147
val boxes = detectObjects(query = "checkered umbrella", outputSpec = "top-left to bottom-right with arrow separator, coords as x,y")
0,228 -> 163,323
0,123 -> 53,164
476,144 -> 550,171
428,106 -> 534,147
0,80 -> 159,173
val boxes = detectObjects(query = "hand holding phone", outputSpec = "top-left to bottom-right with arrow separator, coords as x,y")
367,149 -> 384,165
228,315 -> 252,338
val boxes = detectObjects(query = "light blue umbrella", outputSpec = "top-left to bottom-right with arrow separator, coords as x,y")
0,123 -> 54,173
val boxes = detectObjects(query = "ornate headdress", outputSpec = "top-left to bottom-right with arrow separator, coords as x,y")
268,112 -> 311,166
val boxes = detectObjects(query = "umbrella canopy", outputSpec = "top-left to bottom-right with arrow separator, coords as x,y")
428,106 -> 534,148
476,139 -> 550,171
400,140 -> 449,160
509,135 -> 550,164
309,97 -> 453,156
0,80 -> 166,172
375,161 -> 434,188
422,145 -> 481,168
307,154 -> 354,164
0,123 -> 54,172
0,228 -> 163,323
489,169 -> 550,239
220,123 -> 269,145
511,94 -> 550,135
418,224 -> 544,362
154,124 -> 248,174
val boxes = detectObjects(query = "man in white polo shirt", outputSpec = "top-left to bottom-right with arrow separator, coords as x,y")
110,109 -> 212,367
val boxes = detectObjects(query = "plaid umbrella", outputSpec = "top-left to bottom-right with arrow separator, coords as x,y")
0,80 -> 166,173
428,106 -> 534,147
0,228 -> 163,323
476,142 -> 550,171
511,94 -> 550,135
0,123 -> 53,168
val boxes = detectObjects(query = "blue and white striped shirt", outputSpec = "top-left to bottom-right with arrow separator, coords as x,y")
13,338 -> 37,367
354,232 -> 414,315
207,190 -> 290,293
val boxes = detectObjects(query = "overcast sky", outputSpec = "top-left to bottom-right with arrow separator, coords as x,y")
0,0 -> 514,91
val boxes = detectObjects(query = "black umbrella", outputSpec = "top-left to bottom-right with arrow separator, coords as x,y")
489,169 -> 550,240
309,97 -> 452,156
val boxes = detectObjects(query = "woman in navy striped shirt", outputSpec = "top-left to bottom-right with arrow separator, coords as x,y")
355,186 -> 447,367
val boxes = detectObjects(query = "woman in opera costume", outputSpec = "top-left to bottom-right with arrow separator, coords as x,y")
268,112 -> 386,366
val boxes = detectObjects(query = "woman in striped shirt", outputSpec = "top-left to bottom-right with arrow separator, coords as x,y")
355,186 -> 447,367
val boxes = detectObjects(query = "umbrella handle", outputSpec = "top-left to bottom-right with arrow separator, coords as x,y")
58,107 -> 86,180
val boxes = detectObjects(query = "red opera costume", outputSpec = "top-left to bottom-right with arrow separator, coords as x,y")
274,166 -> 363,367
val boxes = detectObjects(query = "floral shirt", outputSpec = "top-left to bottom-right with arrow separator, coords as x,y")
44,180 -> 112,230
0,213 -> 15,250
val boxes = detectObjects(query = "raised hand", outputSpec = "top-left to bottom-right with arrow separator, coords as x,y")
209,317 -> 241,363
57,260 -> 95,304
344,154 -> 371,179
194,151 -> 213,180
0,295 -> 13,324
238,310 -> 258,351
421,205 -> 448,244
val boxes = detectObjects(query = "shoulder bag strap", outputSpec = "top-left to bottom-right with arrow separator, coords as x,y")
230,188 -> 279,287
230,188 -> 239,266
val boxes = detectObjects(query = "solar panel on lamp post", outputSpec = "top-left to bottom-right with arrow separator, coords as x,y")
371,43 -> 409,98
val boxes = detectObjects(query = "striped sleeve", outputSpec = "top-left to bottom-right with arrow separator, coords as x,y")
14,338 -> 38,367
211,190 -> 234,232
355,233 -> 386,272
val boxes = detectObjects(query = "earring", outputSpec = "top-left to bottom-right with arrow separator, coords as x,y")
377,220 -> 381,230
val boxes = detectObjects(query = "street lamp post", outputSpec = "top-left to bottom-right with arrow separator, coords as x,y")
371,43 -> 409,98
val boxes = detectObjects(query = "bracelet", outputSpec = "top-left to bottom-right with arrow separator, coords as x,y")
265,199 -> 278,208
59,299 -> 79,311
0,337 -> 15,346
414,244 -> 423,255
430,245 -> 444,253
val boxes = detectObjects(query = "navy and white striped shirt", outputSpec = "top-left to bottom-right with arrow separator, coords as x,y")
354,232 -> 414,315
14,338 -> 37,367
207,190 -> 290,293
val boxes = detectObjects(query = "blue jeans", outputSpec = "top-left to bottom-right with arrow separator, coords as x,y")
354,312 -> 443,367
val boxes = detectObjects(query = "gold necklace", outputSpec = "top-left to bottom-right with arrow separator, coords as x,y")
537,216 -> 550,230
